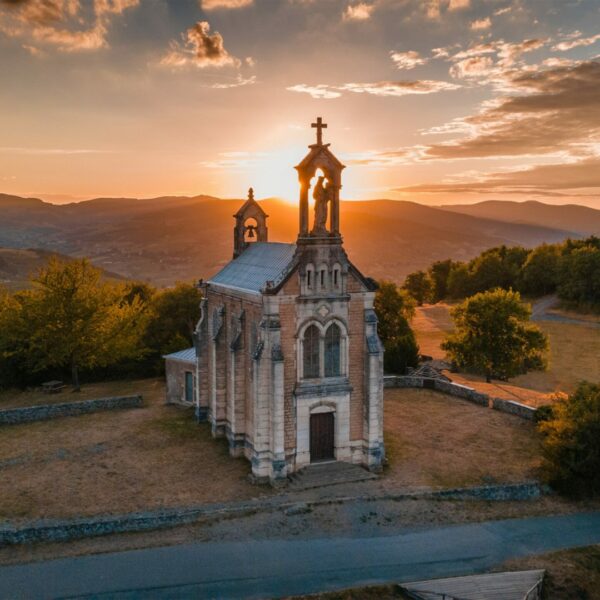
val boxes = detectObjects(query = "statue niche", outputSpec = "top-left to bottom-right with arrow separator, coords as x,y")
295,117 -> 345,240
311,175 -> 332,235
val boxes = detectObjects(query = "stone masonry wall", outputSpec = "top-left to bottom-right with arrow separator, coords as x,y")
0,395 -> 143,425
384,376 -> 537,420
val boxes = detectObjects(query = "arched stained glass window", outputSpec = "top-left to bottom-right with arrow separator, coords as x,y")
303,324 -> 320,379
324,324 -> 341,377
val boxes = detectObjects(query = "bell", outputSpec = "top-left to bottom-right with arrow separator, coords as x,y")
247,225 -> 256,238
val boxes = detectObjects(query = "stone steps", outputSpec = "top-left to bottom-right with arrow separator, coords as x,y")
287,461 -> 378,491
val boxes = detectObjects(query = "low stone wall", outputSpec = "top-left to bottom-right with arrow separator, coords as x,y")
384,375 -> 537,420
0,395 -> 143,425
0,482 -> 547,545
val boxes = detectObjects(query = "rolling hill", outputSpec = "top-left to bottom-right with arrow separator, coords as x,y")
0,247 -> 124,290
443,200 -> 600,236
0,194 -> 595,287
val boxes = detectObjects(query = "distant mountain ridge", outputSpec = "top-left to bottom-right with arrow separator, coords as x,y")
0,194 -> 596,286
443,200 -> 600,236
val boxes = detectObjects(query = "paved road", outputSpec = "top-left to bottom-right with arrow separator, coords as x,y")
531,295 -> 600,328
2,513 -> 600,599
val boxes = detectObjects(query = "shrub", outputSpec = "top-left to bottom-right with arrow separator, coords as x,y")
538,382 -> 600,497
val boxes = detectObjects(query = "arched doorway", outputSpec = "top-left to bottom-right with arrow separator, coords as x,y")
310,411 -> 335,462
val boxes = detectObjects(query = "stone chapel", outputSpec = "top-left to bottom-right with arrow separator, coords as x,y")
164,118 -> 385,484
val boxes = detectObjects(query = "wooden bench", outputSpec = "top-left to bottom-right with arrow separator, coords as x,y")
41,380 -> 65,394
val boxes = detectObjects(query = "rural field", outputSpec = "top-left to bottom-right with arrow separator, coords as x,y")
0,380 -> 542,523
412,301 -> 600,406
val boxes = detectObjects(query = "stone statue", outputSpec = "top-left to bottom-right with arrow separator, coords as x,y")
312,176 -> 330,234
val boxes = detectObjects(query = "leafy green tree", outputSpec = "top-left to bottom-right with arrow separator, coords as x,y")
402,270 -> 433,306
428,259 -> 456,302
374,280 -> 419,374
2,258 -> 146,390
144,282 -> 202,358
442,288 -> 548,382
519,244 -> 561,296
558,245 -> 600,307
447,262 -> 472,299
469,246 -> 528,294
538,382 -> 600,497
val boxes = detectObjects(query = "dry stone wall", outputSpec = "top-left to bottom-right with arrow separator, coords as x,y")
0,395 -> 143,425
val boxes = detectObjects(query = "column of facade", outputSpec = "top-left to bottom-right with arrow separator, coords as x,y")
194,298 -> 209,422
363,306 -> 385,471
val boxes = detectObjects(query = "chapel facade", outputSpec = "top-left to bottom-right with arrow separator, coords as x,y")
164,119 -> 385,484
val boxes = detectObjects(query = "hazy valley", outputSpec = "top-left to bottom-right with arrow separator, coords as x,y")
1,193 -> 598,288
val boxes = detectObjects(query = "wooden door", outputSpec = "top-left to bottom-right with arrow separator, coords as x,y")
310,412 -> 335,462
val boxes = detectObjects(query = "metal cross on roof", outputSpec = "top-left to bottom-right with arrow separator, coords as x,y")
311,117 -> 327,145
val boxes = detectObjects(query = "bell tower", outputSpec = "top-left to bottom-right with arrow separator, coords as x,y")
295,117 -> 345,241
233,187 -> 268,258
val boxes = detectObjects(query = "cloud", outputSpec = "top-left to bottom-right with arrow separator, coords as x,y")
448,0 -> 470,11
286,84 -> 342,99
553,32 -> 600,52
210,74 -> 256,88
0,0 -> 139,53
340,79 -> 461,97
287,79 -> 460,99
470,17 -> 491,31
343,2 -> 374,21
493,6 -> 511,16
200,0 -> 253,9
394,156 -> 600,197
160,21 -> 241,69
450,55 -> 495,78
425,60 -> 600,159
390,50 -> 427,70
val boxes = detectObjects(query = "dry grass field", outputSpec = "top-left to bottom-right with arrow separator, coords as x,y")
0,380 -> 542,522
501,545 -> 600,600
0,379 -> 270,523
412,303 -> 600,404
383,388 -> 541,489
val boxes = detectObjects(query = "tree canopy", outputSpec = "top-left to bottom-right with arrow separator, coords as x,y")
374,280 -> 419,374
402,237 -> 600,310
0,258 -> 146,390
441,288 -> 548,382
0,259 -> 202,389
538,382 -> 600,497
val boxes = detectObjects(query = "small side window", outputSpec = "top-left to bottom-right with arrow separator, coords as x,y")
307,271 -> 312,288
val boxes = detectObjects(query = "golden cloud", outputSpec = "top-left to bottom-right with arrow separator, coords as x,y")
160,21 -> 242,69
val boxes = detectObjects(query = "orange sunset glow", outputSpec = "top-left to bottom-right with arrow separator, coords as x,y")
0,0 -> 599,207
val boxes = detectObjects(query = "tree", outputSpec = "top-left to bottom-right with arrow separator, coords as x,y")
519,244 -> 561,296
447,262 -> 472,299
144,282 -> 203,358
2,258 -> 146,391
374,280 -> 419,374
441,288 -> 548,382
558,245 -> 600,307
428,259 -> 456,302
402,270 -> 433,306
538,382 -> 600,497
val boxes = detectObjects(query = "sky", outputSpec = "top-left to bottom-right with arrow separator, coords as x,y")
0,0 -> 599,207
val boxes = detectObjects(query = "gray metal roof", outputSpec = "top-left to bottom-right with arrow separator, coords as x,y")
403,569 -> 545,600
163,347 -> 196,363
209,242 -> 296,293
